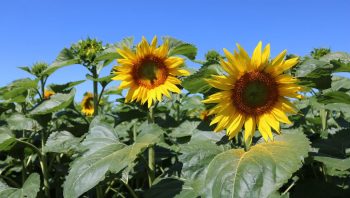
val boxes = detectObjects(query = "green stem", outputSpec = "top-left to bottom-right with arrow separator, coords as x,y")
96,186 -> 104,198
147,105 -> 155,187
148,146 -> 155,187
22,160 -> 26,185
92,67 -> 99,117
97,85 -> 106,105
40,131 -> 50,198
120,179 -> 138,198
17,139 -> 50,197
40,78 -> 45,100
0,175 -> 20,188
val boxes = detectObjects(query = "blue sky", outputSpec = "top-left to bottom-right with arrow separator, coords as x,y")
1,0 -> 349,100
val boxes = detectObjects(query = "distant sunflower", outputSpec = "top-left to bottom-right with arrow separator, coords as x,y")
203,42 -> 302,143
44,90 -> 55,99
81,92 -> 94,116
112,36 -> 190,108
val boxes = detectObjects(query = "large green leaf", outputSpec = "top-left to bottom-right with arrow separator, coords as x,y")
6,113 -> 42,131
179,131 -> 229,194
164,37 -> 197,60
0,127 -> 16,151
63,122 -> 163,198
29,88 -> 75,115
203,133 -> 310,198
42,48 -> 79,76
0,173 -> 40,198
44,131 -> 81,154
182,63 -> 224,94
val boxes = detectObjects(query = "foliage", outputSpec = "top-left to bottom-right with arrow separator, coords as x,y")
0,37 -> 349,198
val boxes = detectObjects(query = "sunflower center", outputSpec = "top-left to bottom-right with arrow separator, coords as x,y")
133,56 -> 167,88
232,71 -> 278,115
84,97 -> 94,110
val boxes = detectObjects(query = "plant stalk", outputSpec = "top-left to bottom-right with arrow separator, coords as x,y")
40,130 -> 50,198
147,105 -> 155,187
17,139 -> 50,197
92,67 -> 99,116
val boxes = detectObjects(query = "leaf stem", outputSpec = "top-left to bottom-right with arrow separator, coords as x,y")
119,179 -> 138,198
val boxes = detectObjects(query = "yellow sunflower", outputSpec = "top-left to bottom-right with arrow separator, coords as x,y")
44,90 -> 55,99
203,42 -> 302,143
112,36 -> 190,108
81,92 -> 94,116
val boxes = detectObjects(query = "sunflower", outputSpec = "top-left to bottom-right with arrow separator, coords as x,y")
44,90 -> 55,99
112,36 -> 190,108
203,42 -> 302,143
81,92 -> 94,116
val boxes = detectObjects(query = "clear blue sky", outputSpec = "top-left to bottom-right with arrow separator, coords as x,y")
1,0 -> 349,100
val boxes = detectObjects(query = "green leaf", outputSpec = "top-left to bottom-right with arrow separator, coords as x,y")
179,131 -> 229,194
330,59 -> 350,72
6,113 -> 42,131
86,74 -> 115,82
42,48 -> 79,76
43,131 -> 81,154
182,63 -> 224,94
95,37 -> 134,62
164,37 -> 197,60
314,156 -> 350,177
166,38 -> 197,60
319,52 -> 350,63
330,76 -> 350,91
0,127 -> 16,151
318,91 -> 350,105
29,88 -> 75,115
203,133 -> 310,198
0,173 -> 40,198
170,121 -> 201,138
17,66 -> 32,75
49,80 -> 85,93
296,58 -> 333,90
103,87 -> 123,96
63,122 -> 163,198
0,78 -> 38,102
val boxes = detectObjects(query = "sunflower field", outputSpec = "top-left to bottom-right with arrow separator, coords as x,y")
0,36 -> 350,198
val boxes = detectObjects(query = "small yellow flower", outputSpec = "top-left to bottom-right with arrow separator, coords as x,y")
112,36 -> 190,108
44,90 -> 55,99
81,92 -> 94,116
203,42 -> 302,143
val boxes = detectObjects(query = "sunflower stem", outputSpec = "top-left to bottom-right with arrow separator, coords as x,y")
96,185 -> 104,198
40,130 -> 51,198
92,67 -> 99,116
17,138 -> 50,197
147,105 -> 155,187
